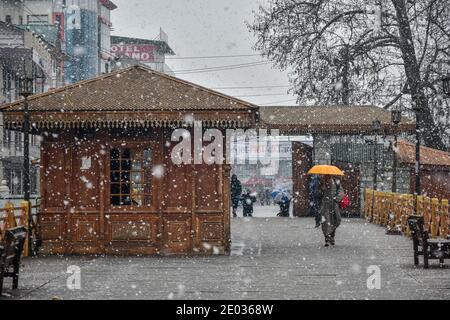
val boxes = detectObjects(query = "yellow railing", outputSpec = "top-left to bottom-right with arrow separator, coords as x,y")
0,201 -> 40,257
364,189 -> 450,239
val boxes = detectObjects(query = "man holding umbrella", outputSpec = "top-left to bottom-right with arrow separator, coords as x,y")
308,165 -> 346,247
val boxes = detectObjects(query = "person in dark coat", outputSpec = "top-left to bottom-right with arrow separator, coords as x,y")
241,188 -> 257,217
231,174 -> 242,217
264,188 -> 272,206
277,191 -> 291,217
309,175 -> 322,228
317,175 -> 344,247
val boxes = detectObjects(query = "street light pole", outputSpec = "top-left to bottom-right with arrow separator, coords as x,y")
415,114 -> 421,196
20,77 -> 33,256
443,74 -> 450,97
412,100 -> 421,215
391,110 -> 402,193
372,119 -> 382,191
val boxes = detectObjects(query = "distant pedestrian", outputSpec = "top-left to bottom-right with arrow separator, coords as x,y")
231,174 -> 242,217
241,188 -> 257,217
264,188 -> 272,206
309,176 -> 322,228
317,176 -> 344,247
257,185 -> 265,206
277,191 -> 291,217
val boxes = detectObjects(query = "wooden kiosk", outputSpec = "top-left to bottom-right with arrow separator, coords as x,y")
1,66 -> 257,255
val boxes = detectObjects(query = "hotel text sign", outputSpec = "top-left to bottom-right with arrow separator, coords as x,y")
111,44 -> 155,62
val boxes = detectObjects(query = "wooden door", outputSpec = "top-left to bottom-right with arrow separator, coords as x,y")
332,160 -> 361,217
70,141 -> 103,253
292,142 -> 313,217
105,140 -> 161,255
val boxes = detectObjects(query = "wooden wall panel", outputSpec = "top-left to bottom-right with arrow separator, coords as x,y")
107,215 -> 157,243
71,143 -> 101,210
40,214 -> 64,241
412,169 -> 450,200
162,217 -> 192,254
164,164 -> 192,212
195,165 -> 221,212
195,215 -> 223,243
42,142 -> 66,209
39,129 -> 231,256
71,215 -> 100,243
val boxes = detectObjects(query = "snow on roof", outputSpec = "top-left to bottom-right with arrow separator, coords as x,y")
396,139 -> 450,167
259,105 -> 415,134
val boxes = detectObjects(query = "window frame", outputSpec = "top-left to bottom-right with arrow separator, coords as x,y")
27,14 -> 49,25
108,141 -> 159,212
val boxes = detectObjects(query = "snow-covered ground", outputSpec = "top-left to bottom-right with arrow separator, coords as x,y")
233,205 -> 294,218
3,213 -> 450,300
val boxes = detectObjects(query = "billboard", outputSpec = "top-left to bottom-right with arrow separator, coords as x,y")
110,44 -> 155,62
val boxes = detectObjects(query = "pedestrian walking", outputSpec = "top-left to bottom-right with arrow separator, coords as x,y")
241,188 -> 257,217
231,174 -> 242,217
307,165 -> 346,247
317,176 -> 344,246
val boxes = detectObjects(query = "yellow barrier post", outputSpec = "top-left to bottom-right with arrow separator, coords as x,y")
441,200 -> 449,239
404,195 -> 414,237
5,201 -> 16,229
365,189 -> 373,221
374,191 -> 381,225
386,193 -> 402,235
364,189 -> 449,240
431,198 -> 439,239
384,193 -> 393,227
21,201 -> 29,257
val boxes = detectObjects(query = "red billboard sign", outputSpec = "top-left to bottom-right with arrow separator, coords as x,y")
110,44 -> 155,62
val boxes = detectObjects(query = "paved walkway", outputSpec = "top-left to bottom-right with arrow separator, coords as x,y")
2,214 -> 450,300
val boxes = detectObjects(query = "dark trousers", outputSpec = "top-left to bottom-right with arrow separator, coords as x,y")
279,201 -> 290,217
311,206 -> 321,225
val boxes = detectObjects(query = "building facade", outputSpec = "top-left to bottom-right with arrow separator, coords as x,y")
0,0 -> 116,198
0,21 -> 65,197
1,65 -> 258,256
63,0 -> 117,83
110,35 -> 175,75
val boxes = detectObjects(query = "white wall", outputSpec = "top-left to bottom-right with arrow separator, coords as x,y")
23,0 -> 53,24
0,0 -> 23,24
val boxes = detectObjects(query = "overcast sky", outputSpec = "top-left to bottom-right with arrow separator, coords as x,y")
111,0 -> 297,106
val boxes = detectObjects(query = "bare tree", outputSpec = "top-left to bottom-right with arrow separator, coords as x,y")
249,0 -> 450,150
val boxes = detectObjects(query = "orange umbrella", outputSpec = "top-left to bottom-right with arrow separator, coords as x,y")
307,165 -> 344,176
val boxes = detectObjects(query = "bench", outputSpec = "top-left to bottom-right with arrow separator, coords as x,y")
407,215 -> 450,269
0,227 -> 27,295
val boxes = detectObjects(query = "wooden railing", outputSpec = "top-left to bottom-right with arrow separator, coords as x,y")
0,201 -> 40,257
364,189 -> 450,239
